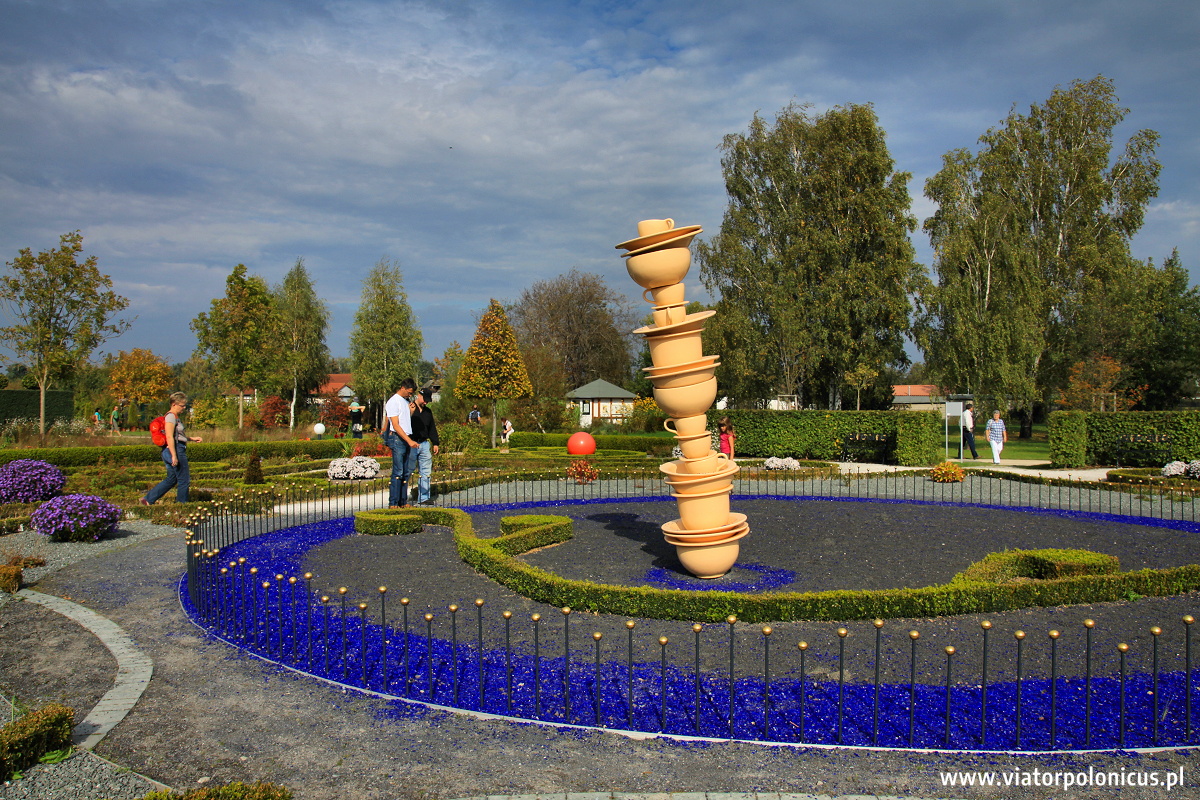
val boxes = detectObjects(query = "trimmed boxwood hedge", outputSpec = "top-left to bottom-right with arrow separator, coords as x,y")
507,432 -> 672,454
708,409 -> 940,466
1048,410 -> 1200,468
0,439 -> 344,469
374,507 -> 1200,623
353,509 -> 424,535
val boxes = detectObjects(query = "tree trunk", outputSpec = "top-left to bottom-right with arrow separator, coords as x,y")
289,376 -> 298,431
490,400 -> 498,449
237,391 -> 244,429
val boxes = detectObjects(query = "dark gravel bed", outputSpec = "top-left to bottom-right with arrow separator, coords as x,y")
2,505 -> 1200,799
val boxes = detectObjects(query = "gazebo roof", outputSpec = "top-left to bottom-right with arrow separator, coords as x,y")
567,379 -> 636,400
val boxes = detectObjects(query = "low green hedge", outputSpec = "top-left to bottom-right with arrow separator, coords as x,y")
378,507 -> 1200,623
507,432 -> 672,454
0,703 -> 73,780
1048,410 -> 1200,468
0,440 -> 344,468
0,564 -> 20,592
952,548 -> 1119,583
708,410 -> 940,466
353,509 -> 424,535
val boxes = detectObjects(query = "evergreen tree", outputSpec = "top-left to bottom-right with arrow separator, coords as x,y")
457,299 -> 532,447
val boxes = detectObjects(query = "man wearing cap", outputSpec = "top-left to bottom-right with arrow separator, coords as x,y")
383,378 -> 419,507
409,388 -> 440,505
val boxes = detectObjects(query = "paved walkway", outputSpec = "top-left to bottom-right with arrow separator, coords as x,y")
834,460 -> 1115,483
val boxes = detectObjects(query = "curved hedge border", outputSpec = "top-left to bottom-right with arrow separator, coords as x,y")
353,509 -> 424,536
389,505 -> 1200,623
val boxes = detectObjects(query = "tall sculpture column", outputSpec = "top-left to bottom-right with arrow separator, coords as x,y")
616,219 -> 749,578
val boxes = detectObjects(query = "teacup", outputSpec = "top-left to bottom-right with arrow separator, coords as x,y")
653,376 -> 718,418
674,431 -> 714,459
664,413 -> 708,437
643,282 -> 686,306
638,218 -> 674,237
678,451 -> 729,474
652,302 -> 688,327
672,485 -> 733,530
625,245 -> 691,290
645,328 -> 703,368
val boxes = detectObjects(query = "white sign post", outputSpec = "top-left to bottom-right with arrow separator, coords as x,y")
944,400 -> 964,460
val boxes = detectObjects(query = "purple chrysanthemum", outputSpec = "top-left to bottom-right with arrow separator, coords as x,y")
0,459 -> 66,504
31,493 -> 122,542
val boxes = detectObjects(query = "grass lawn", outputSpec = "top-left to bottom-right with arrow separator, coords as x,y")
950,421 -> 1052,464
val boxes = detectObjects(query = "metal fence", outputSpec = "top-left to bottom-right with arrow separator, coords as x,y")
183,467 -> 1200,751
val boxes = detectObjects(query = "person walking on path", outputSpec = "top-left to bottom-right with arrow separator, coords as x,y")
142,392 -> 202,505
382,379 -> 419,507
986,409 -> 1008,464
961,402 -> 979,460
409,388 -> 440,505
110,403 -> 121,435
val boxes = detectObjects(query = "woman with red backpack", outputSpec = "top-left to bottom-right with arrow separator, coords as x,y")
141,392 -> 203,506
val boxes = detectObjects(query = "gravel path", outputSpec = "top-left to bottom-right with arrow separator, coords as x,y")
2,496 -> 1200,799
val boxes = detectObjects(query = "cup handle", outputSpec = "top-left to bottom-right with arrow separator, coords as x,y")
716,452 -> 728,460
643,288 -> 655,303
664,218 -> 674,230
664,419 -> 677,433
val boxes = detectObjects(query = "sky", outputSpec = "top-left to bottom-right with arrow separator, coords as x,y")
1,0 -> 1197,369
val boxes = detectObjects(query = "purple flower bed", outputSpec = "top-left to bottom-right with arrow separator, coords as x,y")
0,458 -> 66,504
32,493 -> 123,542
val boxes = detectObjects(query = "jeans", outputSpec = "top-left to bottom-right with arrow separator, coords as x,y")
385,432 -> 414,506
962,428 -> 978,459
145,443 -> 190,504
414,440 -> 433,502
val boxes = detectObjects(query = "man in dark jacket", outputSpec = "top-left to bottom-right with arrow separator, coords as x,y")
410,388 -> 440,505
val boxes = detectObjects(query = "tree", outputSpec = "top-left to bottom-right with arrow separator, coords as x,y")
431,341 -> 469,423
176,356 -> 224,401
1058,356 -> 1142,412
457,299 -> 532,447
191,264 -> 276,428
916,76 -> 1161,433
348,258 -> 423,424
270,259 -> 330,430
0,231 -> 131,434
109,348 -> 174,412
696,102 -> 923,409
509,269 -> 638,391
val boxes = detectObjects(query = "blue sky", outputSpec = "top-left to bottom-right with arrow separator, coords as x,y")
1,0 -> 1197,367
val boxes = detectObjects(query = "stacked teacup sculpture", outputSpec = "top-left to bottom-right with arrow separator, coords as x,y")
616,218 -> 749,579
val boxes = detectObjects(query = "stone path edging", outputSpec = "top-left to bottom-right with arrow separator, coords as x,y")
16,588 -> 154,750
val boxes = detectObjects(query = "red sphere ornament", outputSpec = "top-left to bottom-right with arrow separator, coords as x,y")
566,431 -> 597,455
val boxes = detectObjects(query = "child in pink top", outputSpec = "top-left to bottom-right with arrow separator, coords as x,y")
718,417 -> 735,459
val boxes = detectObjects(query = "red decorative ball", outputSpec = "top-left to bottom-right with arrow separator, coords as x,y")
566,431 -> 597,455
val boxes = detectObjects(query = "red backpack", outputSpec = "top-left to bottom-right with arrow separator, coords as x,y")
150,416 -> 168,447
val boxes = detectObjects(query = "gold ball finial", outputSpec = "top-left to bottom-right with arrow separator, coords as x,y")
503,611 -> 512,620
1185,615 -> 1195,625
475,598 -> 484,608
249,567 -> 258,575
1151,626 -> 1163,636
275,574 -> 284,582
981,620 -> 992,631
625,620 -> 636,630
837,628 -> 849,638
289,576 -> 297,585
338,587 -> 348,596
532,613 -> 541,622
726,615 -> 737,625
692,624 -> 703,633
304,572 -> 313,580
1084,619 -> 1095,629
762,626 -> 773,636
1049,630 -> 1061,639
449,604 -> 459,613
798,641 -> 808,651
401,597 -> 409,606
358,602 -> 368,611
658,636 -> 668,646
261,581 -> 270,589
1015,630 -> 1026,640
378,586 -> 387,594
562,607 -> 571,615
873,619 -> 884,629
1118,642 -> 1129,653
593,632 -> 602,641
424,613 -> 434,622
945,645 -> 956,656
909,630 -> 920,640
320,595 -> 330,604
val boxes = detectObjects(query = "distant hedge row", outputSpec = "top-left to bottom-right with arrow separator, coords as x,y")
710,409 -> 941,466
0,439 -> 344,468
1048,410 -> 1200,468
0,390 -> 74,425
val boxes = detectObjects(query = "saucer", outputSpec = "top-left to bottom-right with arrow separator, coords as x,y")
621,228 -> 702,257
615,225 -> 703,252
633,309 -> 715,336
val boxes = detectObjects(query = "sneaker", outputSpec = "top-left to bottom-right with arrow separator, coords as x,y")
419,499 -> 436,506
139,498 -> 151,506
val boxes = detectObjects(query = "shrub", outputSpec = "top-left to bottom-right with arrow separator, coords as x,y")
565,459 -> 598,484
140,782 -> 294,800
352,439 -> 391,458
0,702 -> 73,780
326,457 -> 381,480
31,494 -> 122,542
0,565 -> 19,593
243,449 -> 265,485
928,461 -> 965,483
353,509 -> 423,535
0,460 -> 66,504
